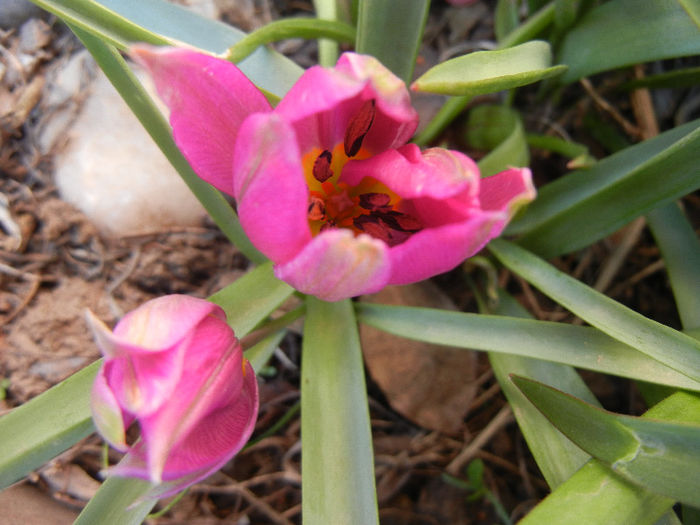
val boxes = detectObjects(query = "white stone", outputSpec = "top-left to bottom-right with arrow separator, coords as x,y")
54,60 -> 206,236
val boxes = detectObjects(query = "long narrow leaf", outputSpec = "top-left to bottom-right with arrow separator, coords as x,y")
354,303 -> 700,391
355,0 -> 429,83
301,298 -> 378,525
511,121 -> 700,257
207,263 -> 293,337
483,291 -> 595,488
489,239 -> 700,383
506,120 -> 698,235
558,0 -> 700,83
513,376 -> 700,507
647,202 -> 700,330
0,361 -> 99,489
74,475 -> 155,525
28,0 -> 174,49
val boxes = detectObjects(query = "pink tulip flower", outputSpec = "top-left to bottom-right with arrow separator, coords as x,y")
86,295 -> 258,499
133,47 -> 535,301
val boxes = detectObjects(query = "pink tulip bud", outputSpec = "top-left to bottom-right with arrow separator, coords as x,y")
87,295 -> 258,499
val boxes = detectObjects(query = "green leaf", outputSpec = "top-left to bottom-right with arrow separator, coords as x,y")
679,0 -> 700,28
647,202 -> 700,331
498,1 -> 556,49
74,475 -> 155,525
519,393 -> 700,525
354,303 -> 700,392
483,290 -> 595,488
412,40 -> 567,96
0,361 -> 99,489
508,119 -> 700,257
512,376 -> 700,507
244,330 -> 287,374
554,0 -> 582,32
467,105 -> 530,177
70,24 -> 266,264
558,0 -> 700,83
208,262 -> 294,337
620,66 -> 700,91
28,0 -> 175,50
355,0 -> 429,83
224,18 -> 356,64
301,298 -> 378,525
489,239 -> 700,384
495,0 -> 520,42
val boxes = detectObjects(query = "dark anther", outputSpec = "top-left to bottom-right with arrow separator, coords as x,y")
344,99 -> 376,157
312,150 -> 334,183
354,213 -> 411,247
375,210 -> 422,232
307,196 -> 326,221
358,192 -> 391,211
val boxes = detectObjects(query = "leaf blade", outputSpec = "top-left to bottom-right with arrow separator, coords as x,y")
301,298 -> 378,525
412,40 -> 567,96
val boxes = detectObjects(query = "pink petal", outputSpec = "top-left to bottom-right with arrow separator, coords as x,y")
158,359 -> 258,482
113,295 -> 223,351
478,167 -> 536,217
138,315 -> 244,482
274,53 -> 417,154
341,144 -> 480,202
91,368 -> 130,452
387,212 -> 506,285
274,229 -> 391,301
103,339 -> 187,417
131,45 -> 271,195
233,112 -> 311,263
388,167 -> 536,285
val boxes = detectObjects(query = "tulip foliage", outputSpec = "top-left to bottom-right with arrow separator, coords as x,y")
1,0 -> 699,524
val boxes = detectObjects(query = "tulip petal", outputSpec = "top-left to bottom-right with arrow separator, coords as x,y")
479,167 -> 536,216
387,168 -> 536,285
131,45 -> 271,195
274,229 -> 391,301
113,295 -> 223,351
91,368 -> 130,452
233,113 -> 311,263
138,315 -> 243,482
342,144 -> 480,203
274,53 -> 417,154
386,212 -> 506,285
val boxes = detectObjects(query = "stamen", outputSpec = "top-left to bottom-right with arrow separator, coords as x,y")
312,150 -> 334,183
358,192 -> 391,211
307,195 -> 326,221
375,210 -> 422,232
344,99 -> 376,157
354,214 -> 412,247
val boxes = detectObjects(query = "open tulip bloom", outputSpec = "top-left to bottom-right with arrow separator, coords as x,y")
133,47 -> 535,301
86,295 -> 258,499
